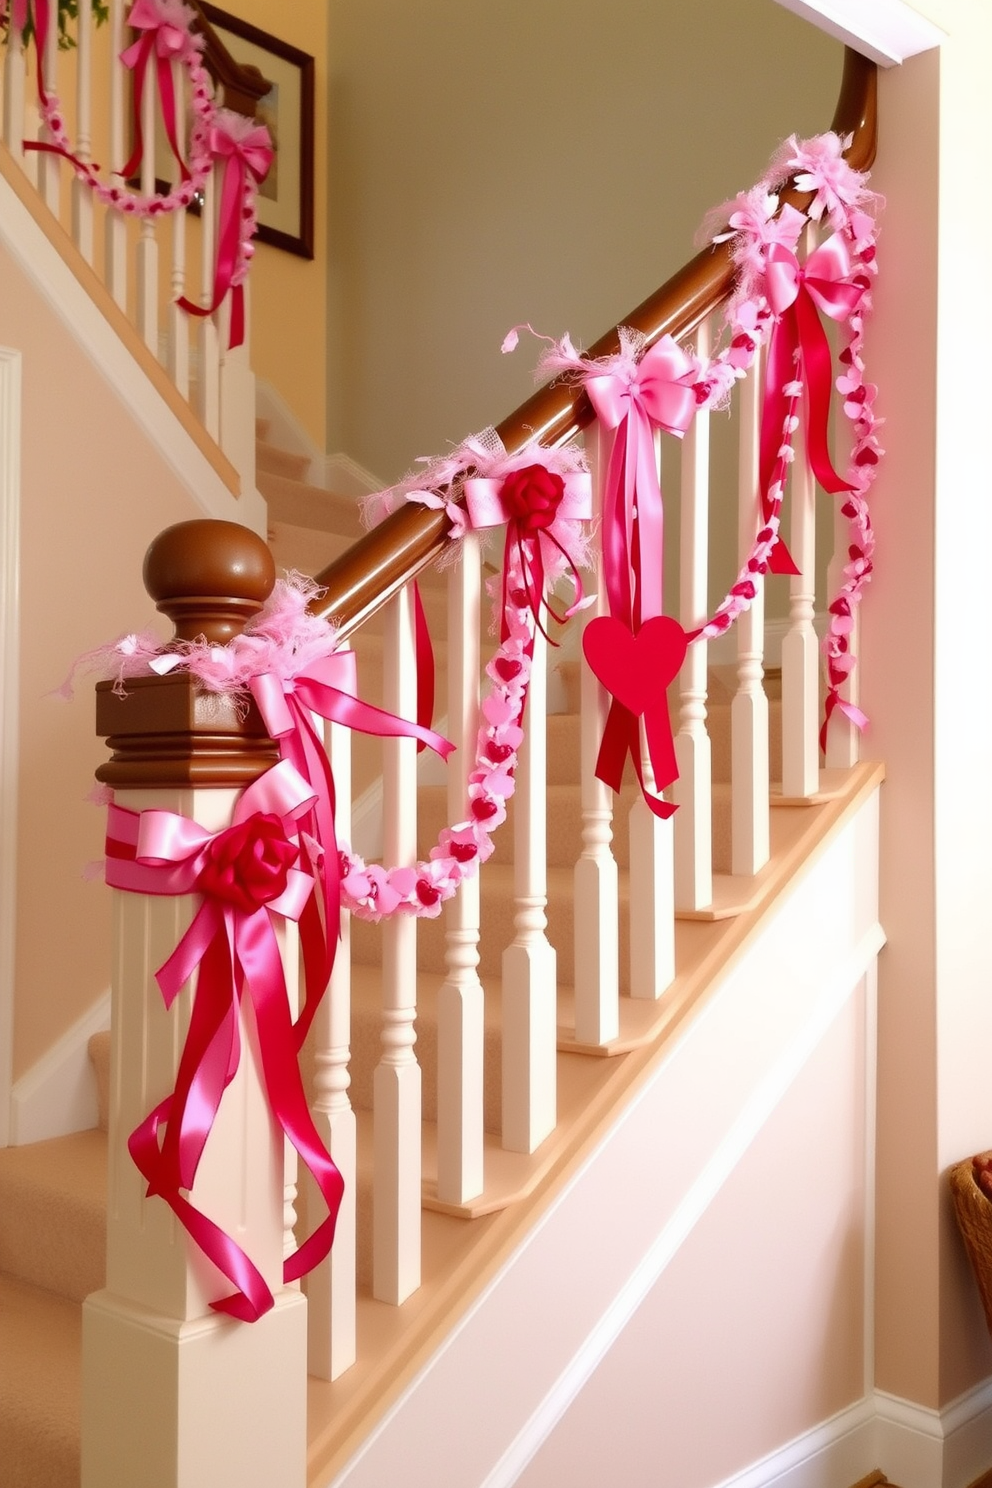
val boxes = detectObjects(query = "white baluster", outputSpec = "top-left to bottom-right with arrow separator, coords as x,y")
781,225 -> 820,799
674,319 -> 713,911
502,619 -> 556,1154
731,356 -> 770,875
629,427 -> 676,995
2,14 -> 26,160
194,163 -> 221,439
437,536 -> 484,1205
374,587 -> 421,1305
135,49 -> 158,354
307,688 -> 357,1380
71,0 -> 94,261
167,57 -> 189,398
37,1 -> 59,213
824,483 -> 861,770
574,422 -> 620,1040
103,0 -> 127,309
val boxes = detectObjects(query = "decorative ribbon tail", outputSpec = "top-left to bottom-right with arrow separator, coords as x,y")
759,315 -> 802,578
176,153 -> 245,345
118,33 -> 154,181
413,580 -> 435,753
795,288 -> 853,496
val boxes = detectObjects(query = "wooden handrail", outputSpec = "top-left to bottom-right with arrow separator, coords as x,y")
312,47 -> 877,640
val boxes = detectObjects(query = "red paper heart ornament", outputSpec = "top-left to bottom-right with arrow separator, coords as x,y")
582,615 -> 688,714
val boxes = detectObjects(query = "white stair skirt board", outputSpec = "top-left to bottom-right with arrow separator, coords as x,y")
0,167 -> 263,535
0,346 -> 21,1149
10,991 -> 110,1143
255,379 -> 384,497
325,788 -> 883,1488
771,0 -> 945,66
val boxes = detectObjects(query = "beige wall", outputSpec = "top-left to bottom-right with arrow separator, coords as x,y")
1,239 -> 214,1079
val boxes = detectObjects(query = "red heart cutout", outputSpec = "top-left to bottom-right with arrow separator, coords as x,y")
582,615 -> 688,716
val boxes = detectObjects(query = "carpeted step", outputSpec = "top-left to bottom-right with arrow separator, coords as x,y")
0,1274 -> 81,1488
0,1131 -> 107,1303
259,468 -> 366,541
257,439 -> 311,482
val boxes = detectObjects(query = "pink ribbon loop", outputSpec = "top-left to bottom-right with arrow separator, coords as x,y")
106,761 -> 344,1323
177,117 -> 273,348
760,234 -> 865,576
119,0 -> 196,184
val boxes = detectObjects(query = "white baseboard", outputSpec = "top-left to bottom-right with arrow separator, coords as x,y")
10,992 -> 110,1144
711,1379 -> 992,1488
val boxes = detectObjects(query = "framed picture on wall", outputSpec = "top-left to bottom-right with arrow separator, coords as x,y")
198,4 -> 315,260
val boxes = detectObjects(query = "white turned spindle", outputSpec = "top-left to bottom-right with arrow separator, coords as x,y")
2,17 -> 26,158
374,586 -> 421,1305
437,537 -> 485,1205
194,165 -> 221,439
307,689 -> 357,1380
502,620 -> 556,1155
824,485 -> 861,771
167,58 -> 190,398
574,422 -> 619,1039
37,6 -> 60,213
71,0 -> 94,261
135,56 -> 159,354
731,357 -> 770,876
629,432 -> 675,998
104,0 -> 127,308
781,225 -> 820,800
674,319 -> 713,911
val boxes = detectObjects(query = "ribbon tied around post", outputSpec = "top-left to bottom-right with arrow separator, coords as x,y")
463,457 -> 592,643
177,113 -> 274,348
119,0 -> 200,185
105,759 -> 345,1323
760,232 -> 866,574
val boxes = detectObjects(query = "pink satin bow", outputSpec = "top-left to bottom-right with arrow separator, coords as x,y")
106,759 -> 345,1323
760,233 -> 865,574
249,651 -> 454,1042
177,119 -> 273,348
464,461 -> 592,642
119,0 -> 194,184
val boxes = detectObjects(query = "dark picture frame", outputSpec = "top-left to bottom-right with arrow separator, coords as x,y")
199,4 -> 315,260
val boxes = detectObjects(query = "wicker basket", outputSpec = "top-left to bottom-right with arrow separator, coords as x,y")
950,1153 -> 992,1337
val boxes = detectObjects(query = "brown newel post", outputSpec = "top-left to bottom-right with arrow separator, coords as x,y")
83,517 -> 309,1488
95,518 -> 279,788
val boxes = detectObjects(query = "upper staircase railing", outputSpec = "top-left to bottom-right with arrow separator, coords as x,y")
0,0 -> 267,494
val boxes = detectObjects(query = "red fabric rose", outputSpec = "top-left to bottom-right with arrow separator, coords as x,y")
500,464 -> 566,536
196,813 -> 299,913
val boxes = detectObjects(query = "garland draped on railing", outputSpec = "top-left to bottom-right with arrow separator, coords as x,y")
11,0 -> 271,346
84,128 -> 882,1316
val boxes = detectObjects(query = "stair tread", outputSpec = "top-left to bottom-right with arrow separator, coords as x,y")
0,1131 -> 107,1303
0,1273 -> 81,1488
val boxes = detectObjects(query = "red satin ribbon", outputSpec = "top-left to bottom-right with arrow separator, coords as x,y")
105,760 -> 345,1322
177,122 -> 273,348
13,0 -> 51,109
760,234 -> 865,575
249,653 -> 454,1043
118,0 -> 191,184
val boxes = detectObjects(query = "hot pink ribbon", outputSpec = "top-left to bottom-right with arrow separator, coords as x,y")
177,120 -> 273,348
580,335 -> 697,813
249,652 -> 454,1042
105,760 -> 345,1323
119,0 -> 193,184
463,462 -> 592,642
760,233 -> 865,574
11,0 -> 51,107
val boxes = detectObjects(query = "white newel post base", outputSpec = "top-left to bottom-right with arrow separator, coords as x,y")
82,1289 -> 307,1488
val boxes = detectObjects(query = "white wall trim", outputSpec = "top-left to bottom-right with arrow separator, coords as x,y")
772,0 -> 945,66
0,166 -> 265,535
0,346 -> 21,1149
10,990 -> 110,1144
255,380 -> 383,497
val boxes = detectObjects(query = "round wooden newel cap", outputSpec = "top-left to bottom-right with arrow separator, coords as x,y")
143,519 -> 276,644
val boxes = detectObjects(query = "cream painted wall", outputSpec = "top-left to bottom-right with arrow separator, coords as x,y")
324,0 -> 842,489
0,237 -> 217,1080
860,2 -> 992,1414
